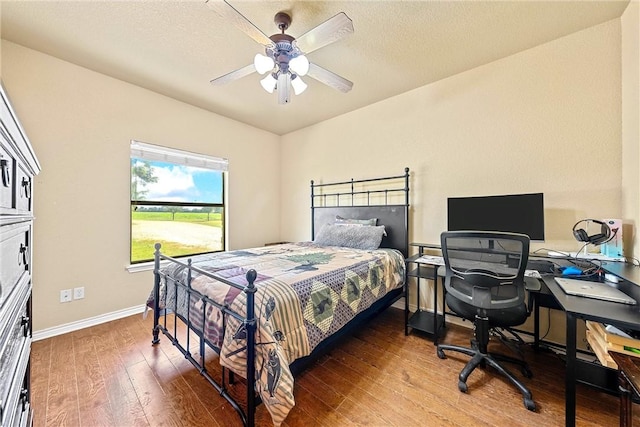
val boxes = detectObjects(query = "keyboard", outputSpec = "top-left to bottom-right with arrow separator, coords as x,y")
414,255 -> 444,265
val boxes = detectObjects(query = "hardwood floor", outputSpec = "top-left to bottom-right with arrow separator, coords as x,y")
31,308 -> 637,426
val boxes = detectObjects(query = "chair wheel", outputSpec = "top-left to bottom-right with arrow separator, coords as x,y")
437,348 -> 446,359
524,397 -> 536,411
458,380 -> 468,393
521,366 -> 533,378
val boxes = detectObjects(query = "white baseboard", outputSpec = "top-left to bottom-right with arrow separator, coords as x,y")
32,304 -> 147,341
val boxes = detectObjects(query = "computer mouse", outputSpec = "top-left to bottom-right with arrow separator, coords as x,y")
562,266 -> 583,276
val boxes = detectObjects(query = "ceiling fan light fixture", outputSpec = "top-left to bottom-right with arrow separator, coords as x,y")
291,75 -> 308,95
254,53 -> 275,75
209,7 -> 354,104
289,55 -> 310,76
260,74 -> 277,93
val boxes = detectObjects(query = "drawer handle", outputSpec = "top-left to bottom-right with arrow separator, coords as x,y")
19,243 -> 29,267
21,176 -> 31,198
21,315 -> 30,337
1,157 -> 9,187
20,388 -> 29,411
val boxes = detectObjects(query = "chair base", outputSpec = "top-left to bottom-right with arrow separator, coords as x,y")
437,343 -> 536,412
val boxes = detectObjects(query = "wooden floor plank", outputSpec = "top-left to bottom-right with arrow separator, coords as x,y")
126,359 -> 184,427
30,308 -> 639,426
73,328 -> 116,427
43,332 -> 80,427
30,339 -> 51,427
291,382 -> 356,427
93,323 -> 150,427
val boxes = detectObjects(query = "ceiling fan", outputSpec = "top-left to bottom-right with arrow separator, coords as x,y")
206,0 -> 354,104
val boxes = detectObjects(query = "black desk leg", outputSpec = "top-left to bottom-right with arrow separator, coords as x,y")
618,371 -> 632,427
566,312 -> 577,427
433,270 -> 439,345
533,295 -> 540,351
404,280 -> 409,336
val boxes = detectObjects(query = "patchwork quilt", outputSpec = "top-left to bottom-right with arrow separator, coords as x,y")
148,242 -> 405,426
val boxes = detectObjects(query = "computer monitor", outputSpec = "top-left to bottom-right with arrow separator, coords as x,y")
447,192 -> 545,241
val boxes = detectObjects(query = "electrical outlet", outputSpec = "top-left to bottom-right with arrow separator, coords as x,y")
60,289 -> 72,303
73,287 -> 85,300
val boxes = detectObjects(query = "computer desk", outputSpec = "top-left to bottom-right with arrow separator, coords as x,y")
407,246 -> 639,425
538,261 -> 640,427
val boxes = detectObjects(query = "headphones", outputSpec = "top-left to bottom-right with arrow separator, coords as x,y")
572,219 -> 613,246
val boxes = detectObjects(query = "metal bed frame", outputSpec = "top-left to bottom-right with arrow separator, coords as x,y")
151,168 -> 410,427
311,167 -> 410,258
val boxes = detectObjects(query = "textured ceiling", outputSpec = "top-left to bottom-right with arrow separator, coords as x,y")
0,0 -> 630,135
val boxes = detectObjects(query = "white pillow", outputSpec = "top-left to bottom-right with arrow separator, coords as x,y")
314,223 -> 385,250
335,215 -> 377,226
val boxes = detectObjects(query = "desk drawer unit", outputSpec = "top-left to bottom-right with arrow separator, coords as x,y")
0,83 -> 40,427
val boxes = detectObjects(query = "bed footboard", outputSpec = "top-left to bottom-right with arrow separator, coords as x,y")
151,243 -> 258,427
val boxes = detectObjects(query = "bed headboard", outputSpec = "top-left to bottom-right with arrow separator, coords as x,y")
311,168 -> 410,258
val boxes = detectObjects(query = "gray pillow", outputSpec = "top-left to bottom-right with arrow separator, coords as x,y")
314,223 -> 386,250
335,215 -> 377,226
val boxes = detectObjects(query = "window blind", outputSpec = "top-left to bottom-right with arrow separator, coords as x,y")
130,140 -> 228,171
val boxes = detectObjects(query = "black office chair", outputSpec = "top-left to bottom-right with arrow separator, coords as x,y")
436,231 -> 536,411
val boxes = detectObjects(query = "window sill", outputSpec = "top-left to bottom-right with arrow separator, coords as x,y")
126,250 -> 224,273
126,260 -> 170,273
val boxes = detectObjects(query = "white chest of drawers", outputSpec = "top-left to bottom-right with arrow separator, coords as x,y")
0,82 -> 40,427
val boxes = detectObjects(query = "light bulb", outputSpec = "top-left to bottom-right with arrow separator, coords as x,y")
260,74 -> 277,93
291,76 -> 308,95
289,55 -> 309,76
253,53 -> 275,75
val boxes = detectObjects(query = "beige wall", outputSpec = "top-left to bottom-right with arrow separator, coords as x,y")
1,41 -> 281,332
622,1 -> 640,258
281,19 -> 622,251
280,20 -> 623,345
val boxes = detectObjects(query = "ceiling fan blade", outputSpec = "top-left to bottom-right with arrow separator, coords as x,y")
294,12 -> 354,54
210,64 -> 256,86
306,63 -> 353,93
205,0 -> 275,48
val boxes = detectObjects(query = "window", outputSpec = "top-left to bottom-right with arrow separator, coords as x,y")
130,141 -> 227,264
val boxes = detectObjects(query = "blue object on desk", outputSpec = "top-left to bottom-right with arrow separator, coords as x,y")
561,266 -> 583,276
